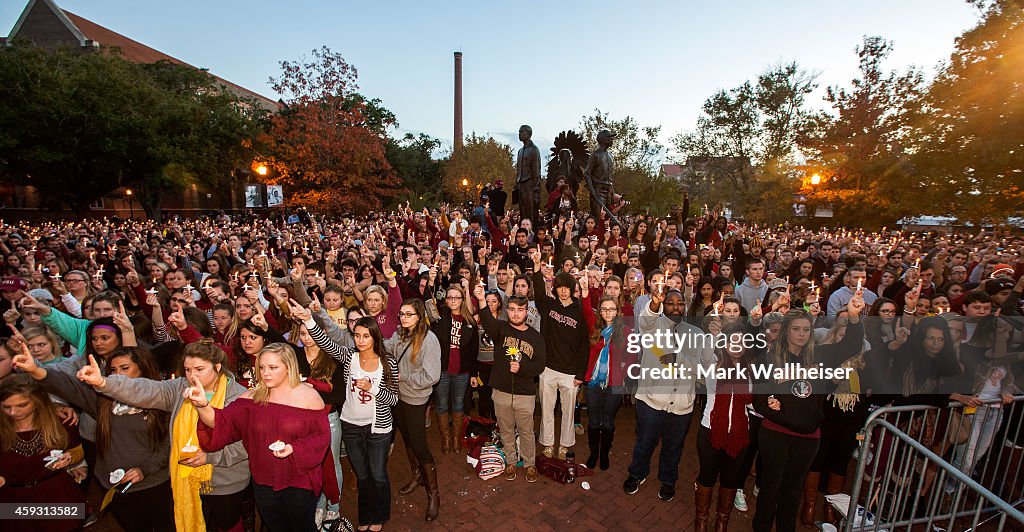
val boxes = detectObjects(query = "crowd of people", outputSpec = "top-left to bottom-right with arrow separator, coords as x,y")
0,186 -> 1022,532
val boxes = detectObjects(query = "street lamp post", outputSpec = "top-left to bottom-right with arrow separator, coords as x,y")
125,189 -> 134,219
461,178 -> 469,203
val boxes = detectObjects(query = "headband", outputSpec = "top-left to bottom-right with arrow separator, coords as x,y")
92,325 -> 118,333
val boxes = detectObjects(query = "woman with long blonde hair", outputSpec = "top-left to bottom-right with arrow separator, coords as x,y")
752,292 -> 865,532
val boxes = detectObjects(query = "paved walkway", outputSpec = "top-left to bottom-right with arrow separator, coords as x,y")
88,402 -> 767,531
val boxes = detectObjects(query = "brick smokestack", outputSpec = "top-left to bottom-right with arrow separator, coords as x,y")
454,51 -> 463,152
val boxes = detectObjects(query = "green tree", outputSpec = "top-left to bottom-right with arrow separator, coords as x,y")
0,42 -> 264,218
133,61 -> 268,218
801,37 -> 925,226
671,62 -> 817,216
386,132 -> 443,208
440,133 -> 514,205
907,0 -> 1024,223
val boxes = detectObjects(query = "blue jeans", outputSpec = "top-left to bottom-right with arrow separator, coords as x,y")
341,421 -> 392,526
627,399 -> 692,487
435,372 -> 470,414
317,410 -> 343,513
584,385 -> 625,430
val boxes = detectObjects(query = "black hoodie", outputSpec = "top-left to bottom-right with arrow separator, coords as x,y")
753,321 -> 864,435
532,272 -> 591,381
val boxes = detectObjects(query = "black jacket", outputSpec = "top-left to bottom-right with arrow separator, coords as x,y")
431,308 -> 480,374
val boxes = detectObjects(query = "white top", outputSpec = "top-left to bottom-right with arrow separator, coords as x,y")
701,355 -> 753,430
977,367 -> 1005,405
340,353 -> 384,427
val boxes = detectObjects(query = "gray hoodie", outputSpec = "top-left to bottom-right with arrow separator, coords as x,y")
384,330 -> 442,405
99,374 -> 251,495
734,276 -> 768,313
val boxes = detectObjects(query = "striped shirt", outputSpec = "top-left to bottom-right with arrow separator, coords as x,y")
305,319 -> 399,433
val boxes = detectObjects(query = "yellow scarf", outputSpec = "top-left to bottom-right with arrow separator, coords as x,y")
170,374 -> 228,532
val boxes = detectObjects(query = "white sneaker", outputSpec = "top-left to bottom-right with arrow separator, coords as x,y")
734,489 -> 748,512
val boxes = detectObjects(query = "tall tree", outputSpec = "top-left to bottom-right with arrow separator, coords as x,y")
261,46 -> 401,214
386,132 -> 443,207
907,0 -> 1024,223
801,37 -> 925,225
671,62 -> 817,213
133,61 -> 268,218
0,42 -> 263,218
440,133 -> 514,205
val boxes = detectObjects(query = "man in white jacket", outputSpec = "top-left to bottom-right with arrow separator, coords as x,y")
623,286 -> 715,504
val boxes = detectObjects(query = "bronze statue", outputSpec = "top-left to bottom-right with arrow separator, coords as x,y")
515,125 -> 541,224
584,129 -> 616,221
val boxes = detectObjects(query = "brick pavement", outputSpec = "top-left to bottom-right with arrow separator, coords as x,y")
86,401 -> 763,531
351,401 -> 756,531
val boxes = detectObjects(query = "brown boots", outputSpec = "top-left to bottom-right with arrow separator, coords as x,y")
438,413 -> 452,454
695,483 -> 714,530
399,444 -> 422,494
399,442 -> 440,522
822,473 -> 846,524
422,462 -> 440,522
452,412 -> 464,453
714,488 -> 736,532
800,471 -> 821,529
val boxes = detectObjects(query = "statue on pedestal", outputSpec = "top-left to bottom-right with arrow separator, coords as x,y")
515,125 -> 541,225
584,129 -> 616,222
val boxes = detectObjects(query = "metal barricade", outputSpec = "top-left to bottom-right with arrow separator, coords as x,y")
842,396 -> 1024,531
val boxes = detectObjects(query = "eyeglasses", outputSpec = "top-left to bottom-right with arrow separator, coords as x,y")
446,295 -> 463,301
399,312 -> 417,318
65,278 -> 87,284
878,308 -> 897,315
347,318 -> 360,324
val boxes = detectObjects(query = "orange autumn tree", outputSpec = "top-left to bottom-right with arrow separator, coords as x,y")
261,46 -> 402,213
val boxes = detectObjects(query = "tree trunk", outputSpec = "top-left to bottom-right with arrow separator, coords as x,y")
139,188 -> 164,221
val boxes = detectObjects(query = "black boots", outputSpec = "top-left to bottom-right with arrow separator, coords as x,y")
600,428 -> 614,470
586,428 -> 601,469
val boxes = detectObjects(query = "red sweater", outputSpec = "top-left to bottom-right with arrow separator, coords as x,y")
198,398 -> 330,494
